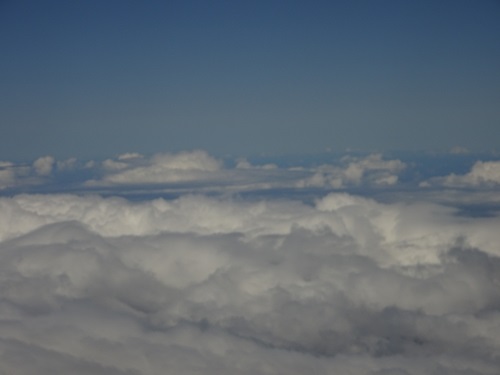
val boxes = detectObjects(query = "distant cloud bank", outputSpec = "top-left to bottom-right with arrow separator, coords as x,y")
2,150 -> 500,194
1,150 -> 409,192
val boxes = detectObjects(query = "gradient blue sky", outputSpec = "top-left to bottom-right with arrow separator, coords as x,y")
1,0 -> 499,161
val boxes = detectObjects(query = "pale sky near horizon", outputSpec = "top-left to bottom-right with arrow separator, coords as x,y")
1,0 -> 499,161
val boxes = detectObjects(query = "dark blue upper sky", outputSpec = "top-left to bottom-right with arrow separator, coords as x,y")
1,0 -> 499,161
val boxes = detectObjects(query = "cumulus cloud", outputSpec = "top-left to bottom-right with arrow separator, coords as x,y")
0,155 -> 69,190
423,160 -> 500,188
297,153 -> 406,188
87,150 -> 223,186
33,156 -> 55,176
1,190 -> 500,374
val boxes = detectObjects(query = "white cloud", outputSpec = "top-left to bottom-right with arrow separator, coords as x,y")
1,191 -> 500,373
117,152 -> 143,160
82,151 -> 407,193
423,160 -> 500,188
445,160 -> 500,186
297,154 -> 405,188
87,150 -> 223,186
33,156 -> 55,176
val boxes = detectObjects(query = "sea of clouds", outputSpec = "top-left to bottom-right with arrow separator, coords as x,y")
1,150 -> 500,374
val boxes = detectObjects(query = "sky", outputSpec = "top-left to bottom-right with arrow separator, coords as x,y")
1,0 -> 499,161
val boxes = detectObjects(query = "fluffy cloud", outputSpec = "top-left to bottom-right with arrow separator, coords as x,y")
297,154 -> 405,188
1,191 -> 500,374
87,150 -> 223,185
0,156 -> 60,190
422,160 -> 500,188
33,156 -> 55,176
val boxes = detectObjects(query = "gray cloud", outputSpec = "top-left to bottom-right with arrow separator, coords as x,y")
1,190 -> 500,374
0,156 -> 58,191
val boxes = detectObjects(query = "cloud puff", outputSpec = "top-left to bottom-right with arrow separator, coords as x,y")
87,150 -> 223,185
1,191 -> 500,374
297,153 -> 405,188
0,156 -> 64,190
420,159 -> 500,189
33,156 -> 55,176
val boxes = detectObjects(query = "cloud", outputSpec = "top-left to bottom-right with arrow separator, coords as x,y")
1,190 -> 500,373
0,156 -> 62,190
56,157 -> 78,171
423,160 -> 500,188
0,150 -> 410,197
297,153 -> 405,188
0,162 -> 16,190
117,152 -> 144,161
0,162 -> 34,190
33,156 -> 55,176
83,151 -> 406,195
87,150 -> 223,186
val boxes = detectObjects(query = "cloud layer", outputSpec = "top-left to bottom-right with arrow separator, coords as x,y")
1,189 -> 500,374
4,150 -> 500,198
1,150 -> 410,194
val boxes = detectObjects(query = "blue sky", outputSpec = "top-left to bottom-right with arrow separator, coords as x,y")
1,0 -> 499,161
